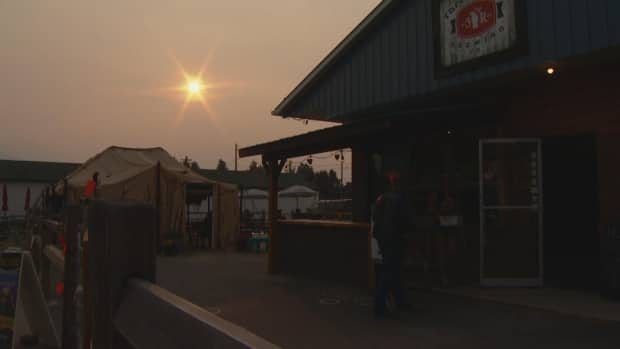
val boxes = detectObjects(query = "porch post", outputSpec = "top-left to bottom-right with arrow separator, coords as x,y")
263,157 -> 286,274
351,146 -> 370,223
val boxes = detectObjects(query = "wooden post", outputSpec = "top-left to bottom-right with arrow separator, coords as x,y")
155,161 -> 161,251
82,239 -> 92,349
62,205 -> 81,349
63,178 -> 69,209
88,200 -> 157,349
263,158 -> 286,274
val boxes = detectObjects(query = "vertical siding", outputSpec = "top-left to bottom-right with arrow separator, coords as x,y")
414,0 -> 426,96
289,0 -> 620,119
587,0 -> 609,50
553,0 -> 573,57
570,0 -> 590,54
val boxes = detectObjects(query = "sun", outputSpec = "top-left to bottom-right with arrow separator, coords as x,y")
186,79 -> 204,96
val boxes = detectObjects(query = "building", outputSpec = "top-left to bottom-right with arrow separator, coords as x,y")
0,160 -> 80,217
240,0 -> 620,289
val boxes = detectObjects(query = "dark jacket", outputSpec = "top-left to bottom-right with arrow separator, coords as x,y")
373,191 -> 414,259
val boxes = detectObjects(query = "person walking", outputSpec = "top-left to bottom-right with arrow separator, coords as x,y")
373,171 -> 414,318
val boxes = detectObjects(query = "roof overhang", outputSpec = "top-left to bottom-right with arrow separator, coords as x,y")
239,119 -> 394,160
242,101 -> 507,161
272,0 -> 398,118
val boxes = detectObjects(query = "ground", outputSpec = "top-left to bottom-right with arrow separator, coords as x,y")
157,253 -> 620,349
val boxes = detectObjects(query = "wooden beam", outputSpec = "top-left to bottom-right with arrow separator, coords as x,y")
264,157 -> 286,274
62,205 -> 81,349
155,161 -> 162,251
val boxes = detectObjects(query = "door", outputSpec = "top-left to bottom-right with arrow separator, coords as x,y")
480,139 -> 543,287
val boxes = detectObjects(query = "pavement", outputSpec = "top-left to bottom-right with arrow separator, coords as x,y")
422,284 -> 620,323
157,252 -> 620,349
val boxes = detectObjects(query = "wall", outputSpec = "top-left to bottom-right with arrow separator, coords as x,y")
504,64 -> 620,235
274,221 -> 370,286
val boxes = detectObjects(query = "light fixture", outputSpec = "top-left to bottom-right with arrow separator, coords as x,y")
546,67 -> 555,75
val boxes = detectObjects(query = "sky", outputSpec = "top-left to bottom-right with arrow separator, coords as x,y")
0,0 -> 379,181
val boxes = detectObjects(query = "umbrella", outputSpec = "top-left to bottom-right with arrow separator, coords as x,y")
1,184 -> 7,212
24,187 -> 31,211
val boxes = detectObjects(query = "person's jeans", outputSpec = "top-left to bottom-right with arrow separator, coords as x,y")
374,254 -> 405,315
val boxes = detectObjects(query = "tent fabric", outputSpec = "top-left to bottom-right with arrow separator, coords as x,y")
62,146 -> 238,246
278,185 -> 318,198
242,189 -> 268,199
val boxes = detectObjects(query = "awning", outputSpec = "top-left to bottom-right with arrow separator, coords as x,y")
239,118 -> 394,160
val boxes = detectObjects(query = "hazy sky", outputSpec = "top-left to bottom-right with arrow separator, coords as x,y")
1,0 -> 378,178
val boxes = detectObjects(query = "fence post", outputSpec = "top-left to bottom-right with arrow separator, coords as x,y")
87,200 -> 157,349
82,238 -> 92,349
40,224 -> 52,300
63,205 -> 81,349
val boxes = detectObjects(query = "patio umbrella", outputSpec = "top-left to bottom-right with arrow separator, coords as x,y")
2,184 -> 7,213
24,187 -> 31,211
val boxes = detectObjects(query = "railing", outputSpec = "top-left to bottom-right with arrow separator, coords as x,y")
30,201 -> 279,349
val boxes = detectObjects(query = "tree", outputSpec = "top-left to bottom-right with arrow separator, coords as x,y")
248,160 -> 259,171
295,163 -> 314,182
343,182 -> 353,199
328,169 -> 340,189
183,156 -> 200,171
216,159 -> 228,171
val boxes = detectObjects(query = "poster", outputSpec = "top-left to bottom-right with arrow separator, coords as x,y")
437,0 -> 521,68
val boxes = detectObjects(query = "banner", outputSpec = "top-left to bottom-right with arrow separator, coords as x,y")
437,0 -> 521,68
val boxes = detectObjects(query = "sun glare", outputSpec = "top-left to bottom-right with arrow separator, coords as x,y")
186,79 -> 204,96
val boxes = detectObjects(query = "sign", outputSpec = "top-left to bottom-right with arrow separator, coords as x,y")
436,0 -> 524,71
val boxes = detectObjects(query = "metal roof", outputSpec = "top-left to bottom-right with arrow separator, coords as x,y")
272,0 -> 397,117
0,160 -> 80,183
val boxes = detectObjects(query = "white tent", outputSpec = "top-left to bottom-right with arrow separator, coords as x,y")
60,146 -> 239,248
278,185 -> 319,217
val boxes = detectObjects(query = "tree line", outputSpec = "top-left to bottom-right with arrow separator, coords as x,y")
184,157 -> 352,199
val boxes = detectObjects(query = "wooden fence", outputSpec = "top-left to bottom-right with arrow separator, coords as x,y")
30,201 -> 279,349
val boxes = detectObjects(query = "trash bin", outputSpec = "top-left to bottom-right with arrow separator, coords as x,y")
601,220 -> 620,300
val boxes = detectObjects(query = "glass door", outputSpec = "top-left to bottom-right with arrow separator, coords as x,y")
480,139 -> 543,287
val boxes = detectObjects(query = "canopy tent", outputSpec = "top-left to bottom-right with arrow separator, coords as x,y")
278,185 -> 319,215
240,189 -> 268,216
242,189 -> 268,199
59,146 -> 239,248
278,185 -> 318,198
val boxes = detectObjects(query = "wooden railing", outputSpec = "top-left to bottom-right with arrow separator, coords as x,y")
31,201 -> 279,349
